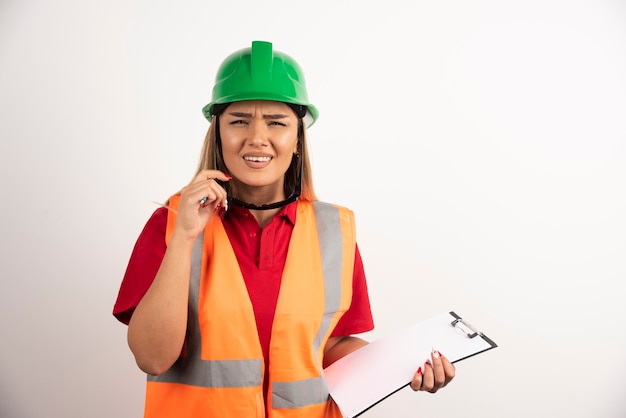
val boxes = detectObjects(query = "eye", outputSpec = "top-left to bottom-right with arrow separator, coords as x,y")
230,119 -> 248,125
268,121 -> 287,127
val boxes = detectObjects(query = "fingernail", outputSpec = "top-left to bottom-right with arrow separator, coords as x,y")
225,174 -> 232,179
425,360 -> 432,366
416,367 -> 422,375
432,349 -> 440,359
223,198 -> 229,212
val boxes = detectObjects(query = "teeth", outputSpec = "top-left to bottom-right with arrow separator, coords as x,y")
244,156 -> 271,162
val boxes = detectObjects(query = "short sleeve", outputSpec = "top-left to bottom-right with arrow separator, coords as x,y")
330,244 -> 375,337
112,208 -> 168,325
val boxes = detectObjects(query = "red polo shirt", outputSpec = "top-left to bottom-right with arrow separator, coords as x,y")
113,201 -> 374,363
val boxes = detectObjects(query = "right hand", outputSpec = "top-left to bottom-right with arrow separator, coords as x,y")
172,170 -> 231,241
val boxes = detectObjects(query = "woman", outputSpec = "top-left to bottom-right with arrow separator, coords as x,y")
113,40 -> 455,418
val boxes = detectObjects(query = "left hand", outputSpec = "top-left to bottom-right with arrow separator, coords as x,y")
409,349 -> 455,393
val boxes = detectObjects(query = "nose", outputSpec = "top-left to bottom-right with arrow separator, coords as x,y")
247,118 -> 269,147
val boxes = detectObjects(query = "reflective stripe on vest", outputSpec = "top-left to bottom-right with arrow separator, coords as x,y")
272,201 -> 345,408
145,199 -> 354,417
148,231 -> 263,388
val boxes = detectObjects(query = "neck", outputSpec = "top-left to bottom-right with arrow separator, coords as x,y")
250,207 -> 282,229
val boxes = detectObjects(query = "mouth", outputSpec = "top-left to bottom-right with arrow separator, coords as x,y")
242,154 -> 273,168
243,155 -> 272,162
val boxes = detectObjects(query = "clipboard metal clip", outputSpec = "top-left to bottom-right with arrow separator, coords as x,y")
451,317 -> 482,339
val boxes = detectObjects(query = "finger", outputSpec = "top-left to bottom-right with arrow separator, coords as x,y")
420,361 -> 436,393
190,176 -> 227,207
178,185 -> 217,214
198,188 -> 224,210
430,349 -> 446,389
441,355 -> 456,386
207,182 -> 229,207
409,366 -> 423,391
197,170 -> 233,184
199,196 -> 211,208
196,186 -> 219,208
200,173 -> 231,208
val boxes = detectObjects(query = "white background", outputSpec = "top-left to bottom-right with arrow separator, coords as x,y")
1,0 -> 625,417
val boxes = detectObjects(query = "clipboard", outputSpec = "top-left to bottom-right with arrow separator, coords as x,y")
324,311 -> 498,417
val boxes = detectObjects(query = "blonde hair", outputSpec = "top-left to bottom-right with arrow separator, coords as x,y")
194,116 -> 317,202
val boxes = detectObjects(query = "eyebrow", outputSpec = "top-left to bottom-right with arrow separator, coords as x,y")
226,111 -> 289,120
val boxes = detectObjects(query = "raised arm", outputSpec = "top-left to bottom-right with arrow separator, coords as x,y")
127,171 -> 229,375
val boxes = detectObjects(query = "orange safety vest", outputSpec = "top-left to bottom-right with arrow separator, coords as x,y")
143,197 -> 356,418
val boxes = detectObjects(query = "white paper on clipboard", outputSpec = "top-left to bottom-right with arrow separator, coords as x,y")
324,311 -> 497,417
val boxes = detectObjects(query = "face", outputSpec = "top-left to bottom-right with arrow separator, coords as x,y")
219,100 -> 299,200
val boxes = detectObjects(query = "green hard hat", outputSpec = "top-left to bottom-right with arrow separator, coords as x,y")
202,40 -> 319,127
